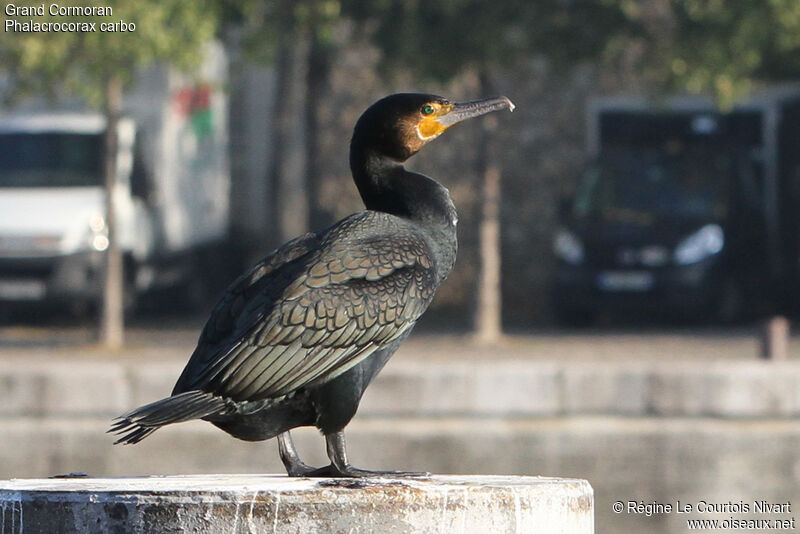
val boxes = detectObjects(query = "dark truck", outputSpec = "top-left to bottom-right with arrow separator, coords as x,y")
552,88 -> 800,323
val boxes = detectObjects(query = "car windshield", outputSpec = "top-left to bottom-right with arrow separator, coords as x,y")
572,145 -> 730,224
0,132 -> 104,187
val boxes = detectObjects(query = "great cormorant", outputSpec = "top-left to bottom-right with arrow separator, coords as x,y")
110,93 -> 515,477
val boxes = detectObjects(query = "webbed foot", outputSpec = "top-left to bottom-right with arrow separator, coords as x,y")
320,430 -> 430,478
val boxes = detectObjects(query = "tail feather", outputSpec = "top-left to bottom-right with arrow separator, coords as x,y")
109,390 -> 231,445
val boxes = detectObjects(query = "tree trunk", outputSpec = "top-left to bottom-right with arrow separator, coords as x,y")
304,14 -> 333,231
100,76 -> 124,349
266,38 -> 295,249
473,70 -> 503,344
267,18 -> 310,247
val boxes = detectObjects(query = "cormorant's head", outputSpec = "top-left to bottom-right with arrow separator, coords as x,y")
352,93 -> 515,162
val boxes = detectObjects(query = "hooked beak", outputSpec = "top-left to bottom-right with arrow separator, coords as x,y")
438,96 -> 515,128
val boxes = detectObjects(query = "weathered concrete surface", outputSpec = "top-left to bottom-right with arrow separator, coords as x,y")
0,475 -> 593,534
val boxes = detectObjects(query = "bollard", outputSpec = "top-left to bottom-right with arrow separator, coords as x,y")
759,316 -> 790,360
0,474 -> 593,533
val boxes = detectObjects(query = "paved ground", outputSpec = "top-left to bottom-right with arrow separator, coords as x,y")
0,312 -> 796,362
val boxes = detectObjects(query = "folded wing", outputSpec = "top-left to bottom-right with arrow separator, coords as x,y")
173,212 -> 436,403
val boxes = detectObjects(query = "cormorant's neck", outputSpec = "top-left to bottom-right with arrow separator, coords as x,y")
349,146 -> 456,229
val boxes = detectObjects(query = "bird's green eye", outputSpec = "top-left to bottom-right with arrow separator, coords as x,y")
421,104 -> 435,115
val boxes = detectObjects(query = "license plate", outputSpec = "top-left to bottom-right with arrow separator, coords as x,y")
597,271 -> 653,292
0,280 -> 46,300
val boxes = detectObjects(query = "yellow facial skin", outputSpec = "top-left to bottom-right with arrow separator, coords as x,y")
416,102 -> 454,140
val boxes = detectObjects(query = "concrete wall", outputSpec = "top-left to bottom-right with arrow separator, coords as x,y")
5,358 -> 800,419
1,357 -> 799,534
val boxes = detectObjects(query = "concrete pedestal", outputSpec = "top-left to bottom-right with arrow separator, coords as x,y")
0,474 -> 592,533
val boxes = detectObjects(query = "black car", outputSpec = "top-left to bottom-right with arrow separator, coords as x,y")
552,110 -> 768,324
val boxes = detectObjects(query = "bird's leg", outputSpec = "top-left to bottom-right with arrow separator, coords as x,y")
277,431 -> 321,477
323,430 -> 430,478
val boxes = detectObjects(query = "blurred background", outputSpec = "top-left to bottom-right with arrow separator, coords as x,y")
1,1 -> 800,532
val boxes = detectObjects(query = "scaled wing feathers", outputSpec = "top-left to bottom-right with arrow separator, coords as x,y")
173,212 -> 436,402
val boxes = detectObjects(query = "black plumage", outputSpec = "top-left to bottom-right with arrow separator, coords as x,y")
110,93 -> 514,477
